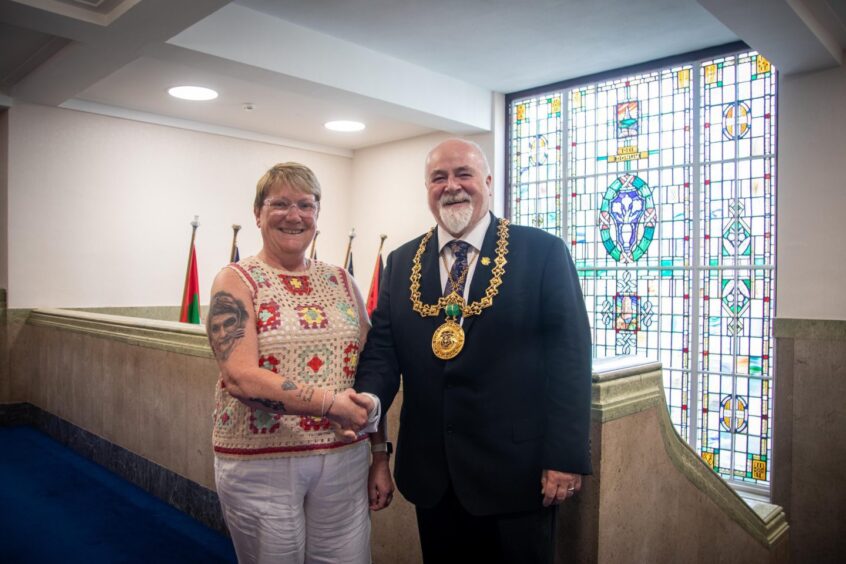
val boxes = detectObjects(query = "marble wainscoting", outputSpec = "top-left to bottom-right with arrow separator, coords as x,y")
773,318 -> 846,564
4,308 -> 225,533
557,357 -> 789,564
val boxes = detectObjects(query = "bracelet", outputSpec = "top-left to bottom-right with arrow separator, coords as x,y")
321,390 -> 336,417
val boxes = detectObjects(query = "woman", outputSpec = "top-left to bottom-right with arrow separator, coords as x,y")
208,162 -> 393,563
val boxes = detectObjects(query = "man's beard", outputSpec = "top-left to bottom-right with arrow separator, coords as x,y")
439,192 -> 475,235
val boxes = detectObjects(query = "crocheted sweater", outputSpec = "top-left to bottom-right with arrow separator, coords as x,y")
212,256 -> 367,459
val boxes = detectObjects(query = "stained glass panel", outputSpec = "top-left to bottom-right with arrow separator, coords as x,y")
507,50 -> 776,491
698,51 -> 775,486
510,96 -> 563,236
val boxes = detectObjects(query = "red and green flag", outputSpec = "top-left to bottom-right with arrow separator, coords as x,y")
180,245 -> 201,324
366,252 -> 383,316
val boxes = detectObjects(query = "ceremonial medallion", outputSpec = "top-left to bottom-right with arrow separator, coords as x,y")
409,218 -> 510,360
432,320 -> 465,360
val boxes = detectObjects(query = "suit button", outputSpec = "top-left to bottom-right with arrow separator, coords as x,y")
446,424 -> 454,434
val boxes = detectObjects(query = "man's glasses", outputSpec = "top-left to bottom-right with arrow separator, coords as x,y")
263,198 -> 319,217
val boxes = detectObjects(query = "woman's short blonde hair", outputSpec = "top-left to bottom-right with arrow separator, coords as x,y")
254,162 -> 322,214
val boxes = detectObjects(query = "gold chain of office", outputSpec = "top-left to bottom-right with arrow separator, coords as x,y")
409,218 -> 510,317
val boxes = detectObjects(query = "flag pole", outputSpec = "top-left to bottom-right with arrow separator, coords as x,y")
366,234 -> 388,316
343,228 -> 356,269
309,230 -> 320,260
376,233 -> 387,257
181,215 -> 200,310
229,224 -> 241,263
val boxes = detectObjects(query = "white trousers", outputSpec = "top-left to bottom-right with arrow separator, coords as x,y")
215,442 -> 371,564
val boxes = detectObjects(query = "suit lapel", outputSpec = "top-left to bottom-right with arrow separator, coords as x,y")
462,214 -> 500,336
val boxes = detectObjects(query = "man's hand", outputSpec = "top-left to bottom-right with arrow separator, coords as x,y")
368,455 -> 394,511
541,469 -> 582,507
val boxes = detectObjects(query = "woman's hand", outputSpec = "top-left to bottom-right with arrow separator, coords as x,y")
325,388 -> 370,432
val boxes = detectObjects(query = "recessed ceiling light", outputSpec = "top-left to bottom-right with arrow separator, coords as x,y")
168,86 -> 218,101
324,120 -> 365,132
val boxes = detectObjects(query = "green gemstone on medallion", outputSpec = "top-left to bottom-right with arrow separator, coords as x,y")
445,303 -> 461,317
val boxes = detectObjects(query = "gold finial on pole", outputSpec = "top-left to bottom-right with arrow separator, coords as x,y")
181,215 -> 200,309
310,230 -> 320,260
376,233 -> 388,256
343,228 -> 356,269
229,224 -> 241,263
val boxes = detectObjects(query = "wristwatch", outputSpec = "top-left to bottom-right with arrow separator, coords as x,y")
371,441 -> 393,456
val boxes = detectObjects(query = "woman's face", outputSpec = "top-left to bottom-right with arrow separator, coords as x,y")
256,182 -> 319,264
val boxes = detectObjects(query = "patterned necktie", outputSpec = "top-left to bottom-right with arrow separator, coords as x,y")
444,240 -> 471,297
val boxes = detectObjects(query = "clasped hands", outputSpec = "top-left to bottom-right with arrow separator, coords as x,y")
324,389 -> 375,441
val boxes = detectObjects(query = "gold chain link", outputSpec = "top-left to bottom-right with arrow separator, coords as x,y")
409,219 -> 509,317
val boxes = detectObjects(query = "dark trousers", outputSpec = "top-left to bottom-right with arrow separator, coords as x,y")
415,484 -> 557,564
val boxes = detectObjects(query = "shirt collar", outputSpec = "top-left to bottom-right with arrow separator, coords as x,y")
437,212 -> 491,253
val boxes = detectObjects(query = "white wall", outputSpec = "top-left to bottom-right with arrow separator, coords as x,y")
777,65 -> 846,320
7,104 -> 354,309
348,131 -> 496,292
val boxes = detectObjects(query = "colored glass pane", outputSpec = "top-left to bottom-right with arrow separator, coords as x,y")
509,95 -> 563,236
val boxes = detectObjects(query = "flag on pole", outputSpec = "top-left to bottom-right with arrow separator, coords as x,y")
232,245 -> 240,263
345,252 -> 354,277
180,245 -> 201,324
366,252 -> 383,316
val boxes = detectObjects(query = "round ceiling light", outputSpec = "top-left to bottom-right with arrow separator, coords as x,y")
168,86 -> 218,101
324,120 -> 365,132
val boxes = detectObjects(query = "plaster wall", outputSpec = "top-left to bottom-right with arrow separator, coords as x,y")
6,104 -> 354,309
777,65 -> 846,320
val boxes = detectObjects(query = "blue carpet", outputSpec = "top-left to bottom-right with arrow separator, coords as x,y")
0,427 -> 236,563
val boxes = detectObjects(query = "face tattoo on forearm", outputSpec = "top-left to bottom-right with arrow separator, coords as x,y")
207,291 -> 248,360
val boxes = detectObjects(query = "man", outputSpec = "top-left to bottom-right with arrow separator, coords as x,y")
354,138 -> 592,563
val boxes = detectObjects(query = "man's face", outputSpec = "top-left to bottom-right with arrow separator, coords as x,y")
209,311 -> 238,349
425,140 -> 492,237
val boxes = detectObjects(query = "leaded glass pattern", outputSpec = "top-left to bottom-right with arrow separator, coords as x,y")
698,52 -> 776,486
506,50 -> 776,491
510,96 -> 563,236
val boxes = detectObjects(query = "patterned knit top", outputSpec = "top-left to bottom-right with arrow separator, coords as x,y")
212,256 -> 367,459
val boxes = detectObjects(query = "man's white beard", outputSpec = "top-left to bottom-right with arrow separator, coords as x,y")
439,194 -> 474,235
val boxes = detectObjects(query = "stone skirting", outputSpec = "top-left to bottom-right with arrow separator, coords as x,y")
28,308 -> 211,358
774,318 -> 846,340
0,402 -> 227,534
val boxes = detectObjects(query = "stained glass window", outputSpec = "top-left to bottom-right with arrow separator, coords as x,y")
507,50 -> 776,492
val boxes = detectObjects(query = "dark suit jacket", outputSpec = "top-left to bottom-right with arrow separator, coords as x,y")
355,214 -> 592,516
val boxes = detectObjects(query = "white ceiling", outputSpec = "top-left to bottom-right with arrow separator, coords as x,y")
1,0 -> 844,152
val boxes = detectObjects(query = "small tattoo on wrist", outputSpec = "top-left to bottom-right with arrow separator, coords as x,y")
297,385 -> 315,402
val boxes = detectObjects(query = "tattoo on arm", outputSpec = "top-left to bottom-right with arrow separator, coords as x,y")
282,379 -> 298,391
296,385 -> 316,403
248,397 -> 286,413
207,291 -> 249,361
